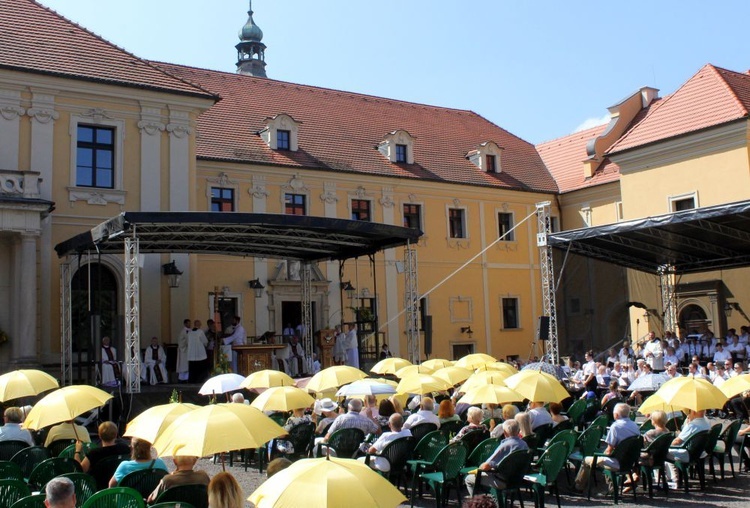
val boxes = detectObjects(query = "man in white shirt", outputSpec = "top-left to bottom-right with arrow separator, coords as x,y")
618,341 -> 634,365
739,326 -> 750,347
358,413 -> 411,472
403,397 -> 441,430
528,401 -> 553,430
713,342 -> 732,364
663,347 -> 680,369
222,315 -> 246,373
727,335 -> 745,360
642,332 -> 664,371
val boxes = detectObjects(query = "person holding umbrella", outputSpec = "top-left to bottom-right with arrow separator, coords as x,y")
45,419 -> 90,447
74,421 -> 129,490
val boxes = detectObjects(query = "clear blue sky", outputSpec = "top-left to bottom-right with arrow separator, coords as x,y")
40,0 -> 750,144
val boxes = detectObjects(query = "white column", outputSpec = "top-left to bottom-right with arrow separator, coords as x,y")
16,234 -> 38,365
167,109 -> 192,332
28,91 -> 58,363
0,89 -> 24,169
139,106 -> 165,341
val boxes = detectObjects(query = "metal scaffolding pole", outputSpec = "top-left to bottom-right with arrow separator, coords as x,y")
124,235 -> 141,393
536,201 -> 559,365
302,262 -> 313,372
60,261 -> 73,386
404,246 -> 420,364
659,264 -> 677,333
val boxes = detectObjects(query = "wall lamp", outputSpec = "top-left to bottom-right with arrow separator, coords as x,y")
161,261 -> 183,289
725,302 -> 740,317
460,326 -> 473,337
248,278 -> 265,298
340,281 -> 356,299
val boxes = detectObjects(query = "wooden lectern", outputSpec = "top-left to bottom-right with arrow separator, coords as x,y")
317,328 -> 336,369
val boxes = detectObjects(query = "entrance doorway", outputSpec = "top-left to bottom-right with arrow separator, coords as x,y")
281,301 -> 316,335
679,304 -> 709,335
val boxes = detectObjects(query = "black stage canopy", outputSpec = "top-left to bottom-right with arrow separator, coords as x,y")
547,200 -> 750,275
55,212 -> 422,262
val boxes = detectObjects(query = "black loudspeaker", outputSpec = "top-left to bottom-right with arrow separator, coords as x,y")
423,315 -> 433,356
538,316 -> 550,341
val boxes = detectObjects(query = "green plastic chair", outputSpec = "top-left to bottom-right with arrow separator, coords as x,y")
0,479 -> 31,507
149,503 -> 196,508
665,430 -> 709,494
476,449 -> 532,507
364,436 -> 415,488
713,419 -> 741,479
438,420 -> 464,437
154,484 -> 208,508
545,429 -> 577,458
639,419 -> 655,433
90,453 -> 129,491
58,441 -> 98,460
406,430 -> 448,481
586,435 -> 643,504
0,441 -> 30,462
409,423 -> 438,444
638,432 -> 674,499
567,425 -> 603,475
459,437 -> 501,479
410,442 -> 467,508
550,419 -> 574,434
564,399 -> 586,430
589,414 -> 609,436
80,486 -> 145,508
524,441 -> 568,508
118,468 -> 168,500
279,421 -> 316,459
665,414 -> 685,432
10,446 -> 50,479
47,439 -> 76,457
0,460 -> 24,481
9,493 -> 45,508
28,457 -> 81,489
702,423 -> 723,482
315,428 -> 365,459
59,472 -> 97,508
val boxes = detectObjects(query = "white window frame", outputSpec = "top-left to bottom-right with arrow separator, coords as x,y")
447,206 -> 468,239
580,205 -> 592,227
466,140 -> 503,173
668,191 -> 698,212
68,113 -> 126,206
496,211 -> 516,241
615,201 -> 624,222
377,129 -> 415,164
259,113 -> 301,152
501,296 -> 521,330
402,201 -> 424,231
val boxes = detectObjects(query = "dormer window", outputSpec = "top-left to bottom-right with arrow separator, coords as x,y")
259,113 -> 301,151
395,144 -> 407,163
466,141 -> 503,173
378,130 -> 415,164
277,130 -> 291,150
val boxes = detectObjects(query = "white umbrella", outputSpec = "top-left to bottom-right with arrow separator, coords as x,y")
627,373 -> 669,392
336,381 -> 397,397
198,373 -> 246,395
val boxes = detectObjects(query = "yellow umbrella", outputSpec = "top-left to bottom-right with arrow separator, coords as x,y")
638,393 -> 678,415
248,456 -> 406,508
305,366 -> 367,393
432,366 -> 474,386
454,353 -> 498,370
251,386 -> 316,412
395,364 -> 435,378
459,371 -> 510,393
458,385 -> 524,405
241,369 -> 296,389
370,357 -> 412,375
719,373 -> 750,398
504,370 -> 569,403
655,376 -> 727,411
0,369 -> 59,402
153,403 -> 286,458
475,362 -> 518,376
23,385 -> 112,431
421,359 -> 453,370
396,374 -> 452,395
123,403 -> 198,443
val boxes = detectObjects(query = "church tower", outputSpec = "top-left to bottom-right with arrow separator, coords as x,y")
236,1 -> 267,77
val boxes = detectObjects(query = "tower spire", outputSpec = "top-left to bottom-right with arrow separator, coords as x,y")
236,0 -> 267,78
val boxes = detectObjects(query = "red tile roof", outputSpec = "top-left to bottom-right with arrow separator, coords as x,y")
535,125 -> 621,193
155,63 -> 558,193
0,0 -> 213,98
609,64 -> 750,154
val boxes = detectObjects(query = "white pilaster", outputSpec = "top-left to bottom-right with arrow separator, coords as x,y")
16,234 -> 38,364
139,105 -> 165,342
28,91 -> 57,363
251,175 -> 270,334
167,109 -> 192,333
321,183 -> 342,326
0,89 -> 24,170
380,187 -> 400,354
